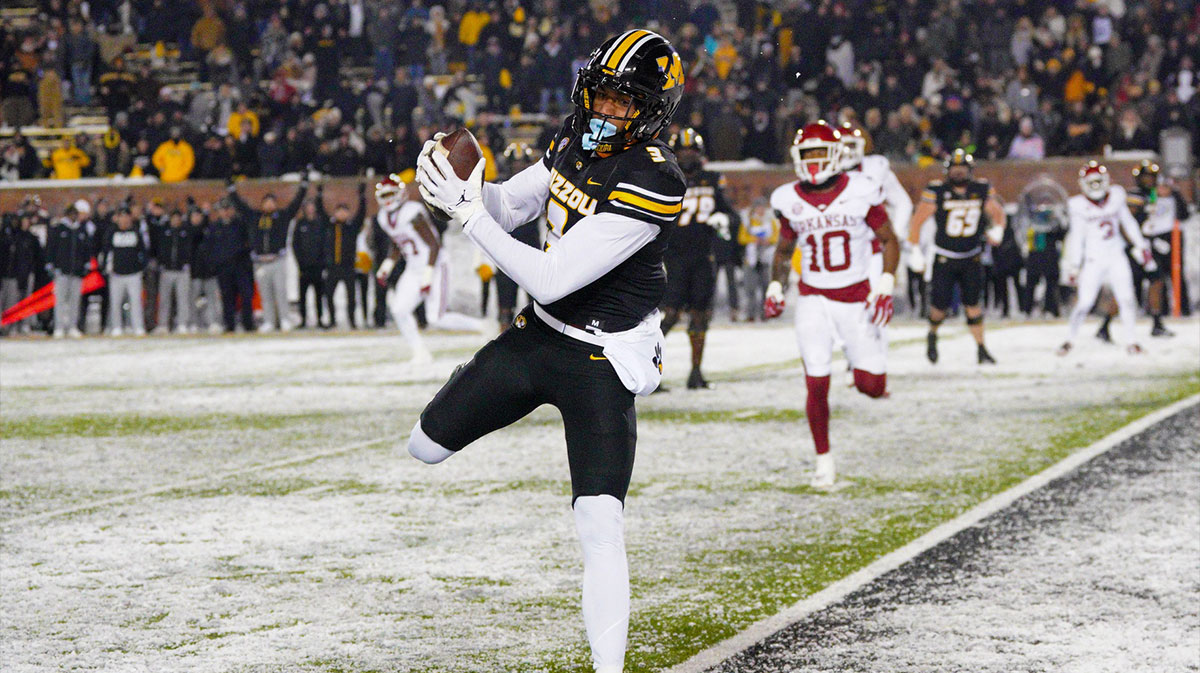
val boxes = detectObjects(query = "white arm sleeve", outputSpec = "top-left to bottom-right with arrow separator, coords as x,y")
1064,205 -> 1084,270
884,170 -> 914,240
481,160 -> 552,233
463,210 -> 659,305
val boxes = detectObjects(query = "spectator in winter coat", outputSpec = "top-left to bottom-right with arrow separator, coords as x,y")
46,201 -> 97,338
50,138 -> 92,180
101,208 -> 150,336
1008,117 -> 1046,159
152,127 -> 196,182
291,198 -> 329,328
152,209 -> 197,333
205,199 -> 254,333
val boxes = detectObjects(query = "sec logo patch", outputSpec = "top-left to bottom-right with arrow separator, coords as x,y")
514,315 -> 527,329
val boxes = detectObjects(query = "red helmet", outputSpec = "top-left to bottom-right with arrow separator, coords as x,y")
375,173 -> 405,208
1078,161 -> 1110,201
790,120 -> 843,184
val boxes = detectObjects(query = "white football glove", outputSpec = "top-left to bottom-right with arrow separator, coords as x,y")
985,224 -> 1004,247
415,148 -> 486,227
1065,265 -> 1080,286
1137,247 -> 1158,273
707,212 -> 732,240
417,131 -> 447,164
763,280 -> 785,319
866,272 -> 896,327
907,245 -> 926,273
376,257 -> 395,285
420,265 -> 434,295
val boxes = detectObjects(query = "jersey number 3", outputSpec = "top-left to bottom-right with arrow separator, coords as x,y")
804,231 -> 852,273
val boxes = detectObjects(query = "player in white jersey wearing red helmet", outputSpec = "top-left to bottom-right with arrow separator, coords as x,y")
839,121 -> 914,280
763,121 -> 901,489
374,174 -> 483,364
1058,161 -> 1155,356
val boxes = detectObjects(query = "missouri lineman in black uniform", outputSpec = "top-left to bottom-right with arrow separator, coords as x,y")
660,128 -> 739,389
413,30 -> 685,673
906,150 -> 1007,364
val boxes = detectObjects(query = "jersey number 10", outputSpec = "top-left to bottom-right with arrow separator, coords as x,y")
804,230 -> 852,273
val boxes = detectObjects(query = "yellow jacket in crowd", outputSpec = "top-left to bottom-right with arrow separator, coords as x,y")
228,108 -> 260,140
50,145 -> 91,180
458,10 -> 489,47
152,138 -> 196,182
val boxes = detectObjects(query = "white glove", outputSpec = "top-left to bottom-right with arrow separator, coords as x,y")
907,245 -> 926,273
763,280 -> 785,319
376,257 -> 395,285
986,224 -> 1004,247
1065,265 -> 1080,286
417,132 -> 447,163
866,272 -> 895,327
1138,247 -> 1157,273
707,212 -> 731,240
415,149 -> 486,227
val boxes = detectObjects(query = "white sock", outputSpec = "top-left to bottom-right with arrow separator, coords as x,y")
407,421 -> 454,464
573,495 -> 629,672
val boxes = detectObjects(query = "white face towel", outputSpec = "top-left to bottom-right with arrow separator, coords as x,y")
601,310 -> 665,397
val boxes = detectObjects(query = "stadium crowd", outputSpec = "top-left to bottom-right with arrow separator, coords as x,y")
1,0 -> 1198,182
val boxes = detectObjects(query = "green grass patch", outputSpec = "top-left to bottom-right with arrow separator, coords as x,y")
0,411 -> 342,440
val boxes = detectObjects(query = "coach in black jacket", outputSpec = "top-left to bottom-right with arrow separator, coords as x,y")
321,183 -> 366,329
46,201 -> 97,338
291,198 -> 328,328
229,178 -> 308,331
153,210 -> 197,333
102,207 -> 150,336
205,199 -> 255,333
0,214 -> 45,334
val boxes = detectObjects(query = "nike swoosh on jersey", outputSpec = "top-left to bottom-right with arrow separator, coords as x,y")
587,178 -> 602,186
589,354 -> 608,360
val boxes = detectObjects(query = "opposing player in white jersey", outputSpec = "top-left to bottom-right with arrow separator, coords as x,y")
1058,161 -> 1155,356
374,174 -> 483,363
839,121 -> 914,281
763,121 -> 900,488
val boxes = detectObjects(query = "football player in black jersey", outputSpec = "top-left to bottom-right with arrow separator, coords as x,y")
659,127 -> 739,390
906,150 -> 1007,364
413,29 -> 686,673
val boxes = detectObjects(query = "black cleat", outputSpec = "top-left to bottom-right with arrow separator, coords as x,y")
1150,323 -> 1175,338
926,332 -> 938,363
686,368 -> 713,390
1057,341 -> 1072,357
977,345 -> 996,364
1095,324 -> 1112,343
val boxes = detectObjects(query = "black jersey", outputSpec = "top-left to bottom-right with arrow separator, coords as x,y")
667,169 -> 738,259
538,116 -> 686,332
921,178 -> 996,257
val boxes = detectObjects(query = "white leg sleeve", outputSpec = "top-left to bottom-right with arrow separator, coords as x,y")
1110,261 -> 1139,345
573,494 -> 629,672
389,275 -> 426,353
407,420 -> 454,464
1068,262 -> 1104,341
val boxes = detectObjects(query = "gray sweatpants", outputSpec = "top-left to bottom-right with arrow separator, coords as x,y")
254,255 -> 289,329
108,272 -> 145,332
53,271 -> 83,334
1,277 -> 22,331
157,268 -> 191,331
190,277 -> 222,329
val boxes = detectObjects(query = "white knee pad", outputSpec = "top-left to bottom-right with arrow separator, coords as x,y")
407,421 -> 455,464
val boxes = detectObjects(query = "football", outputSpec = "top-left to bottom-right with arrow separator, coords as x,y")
425,128 -> 483,223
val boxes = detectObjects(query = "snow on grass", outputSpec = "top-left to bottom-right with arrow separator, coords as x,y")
1,317 -> 1197,672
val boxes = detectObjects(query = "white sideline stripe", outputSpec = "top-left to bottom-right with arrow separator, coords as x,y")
1,435 -> 394,529
669,392 -> 1200,673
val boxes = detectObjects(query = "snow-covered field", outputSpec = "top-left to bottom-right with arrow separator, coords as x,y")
1,316 -> 1197,672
